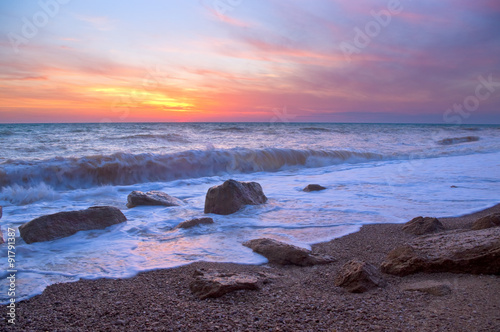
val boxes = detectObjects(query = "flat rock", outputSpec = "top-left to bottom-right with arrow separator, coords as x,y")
127,190 -> 182,208
402,216 -> 444,235
471,213 -> 500,230
437,136 -> 479,145
401,280 -> 452,296
381,228 -> 500,276
334,260 -> 386,293
204,179 -> 267,215
243,238 -> 334,266
175,217 -> 214,229
189,269 -> 261,300
303,184 -> 327,192
19,206 -> 127,244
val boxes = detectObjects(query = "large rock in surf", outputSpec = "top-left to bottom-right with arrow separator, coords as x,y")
127,190 -> 182,208
19,206 -> 127,244
190,269 -> 261,300
175,217 -> 214,229
471,213 -> 500,230
303,184 -> 327,192
402,216 -> 444,235
381,227 -> 500,276
243,238 -> 334,266
334,260 -> 386,293
204,179 -> 267,215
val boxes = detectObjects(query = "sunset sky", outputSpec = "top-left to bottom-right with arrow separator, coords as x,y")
1,0 -> 499,123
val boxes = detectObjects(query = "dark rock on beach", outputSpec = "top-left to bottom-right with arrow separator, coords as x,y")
471,213 -> 500,230
402,216 -> 444,235
204,179 -> 267,215
303,184 -> 327,192
175,217 -> 214,229
127,190 -> 183,208
19,206 -> 127,244
243,238 -> 334,266
381,227 -> 500,276
334,259 -> 386,293
190,269 -> 261,300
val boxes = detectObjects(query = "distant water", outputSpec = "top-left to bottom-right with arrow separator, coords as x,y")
1,122 -> 499,303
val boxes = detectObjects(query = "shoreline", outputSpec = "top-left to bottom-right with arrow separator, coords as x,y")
2,204 -> 499,331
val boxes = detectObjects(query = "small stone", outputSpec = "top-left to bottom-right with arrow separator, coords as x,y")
127,190 -> 183,208
303,184 -> 327,192
334,259 -> 386,293
402,216 -> 444,235
401,280 -> 452,296
190,269 -> 261,300
175,217 -> 214,229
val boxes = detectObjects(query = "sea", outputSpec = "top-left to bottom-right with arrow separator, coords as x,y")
0,122 -> 499,303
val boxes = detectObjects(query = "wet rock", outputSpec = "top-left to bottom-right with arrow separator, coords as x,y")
401,280 -> 452,296
381,228 -> 500,276
190,269 -> 261,300
303,184 -> 327,192
402,216 -> 444,235
204,179 -> 267,215
471,213 -> 500,230
334,260 -> 386,293
243,238 -> 334,266
175,217 -> 214,229
127,190 -> 182,208
19,206 -> 127,244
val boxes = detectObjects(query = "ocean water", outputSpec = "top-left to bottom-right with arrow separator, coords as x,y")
0,122 -> 499,303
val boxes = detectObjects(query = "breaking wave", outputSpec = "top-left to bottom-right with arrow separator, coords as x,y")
0,148 -> 383,190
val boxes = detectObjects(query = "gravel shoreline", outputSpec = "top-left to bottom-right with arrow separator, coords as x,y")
2,204 -> 499,331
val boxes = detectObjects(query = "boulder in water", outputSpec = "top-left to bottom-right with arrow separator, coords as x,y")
127,190 -> 183,208
19,206 -> 127,244
175,217 -> 214,229
204,179 -> 267,215
303,184 -> 327,192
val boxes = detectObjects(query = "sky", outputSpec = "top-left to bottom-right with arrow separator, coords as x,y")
0,0 -> 499,123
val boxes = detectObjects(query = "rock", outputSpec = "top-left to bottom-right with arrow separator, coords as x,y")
303,184 -> 327,192
175,217 -> 214,229
401,280 -> 452,296
402,216 -> 444,235
127,190 -> 182,208
243,238 -> 334,266
19,206 -> 127,244
204,179 -> 267,215
334,260 -> 386,293
471,213 -> 500,230
190,269 -> 261,300
381,228 -> 500,276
